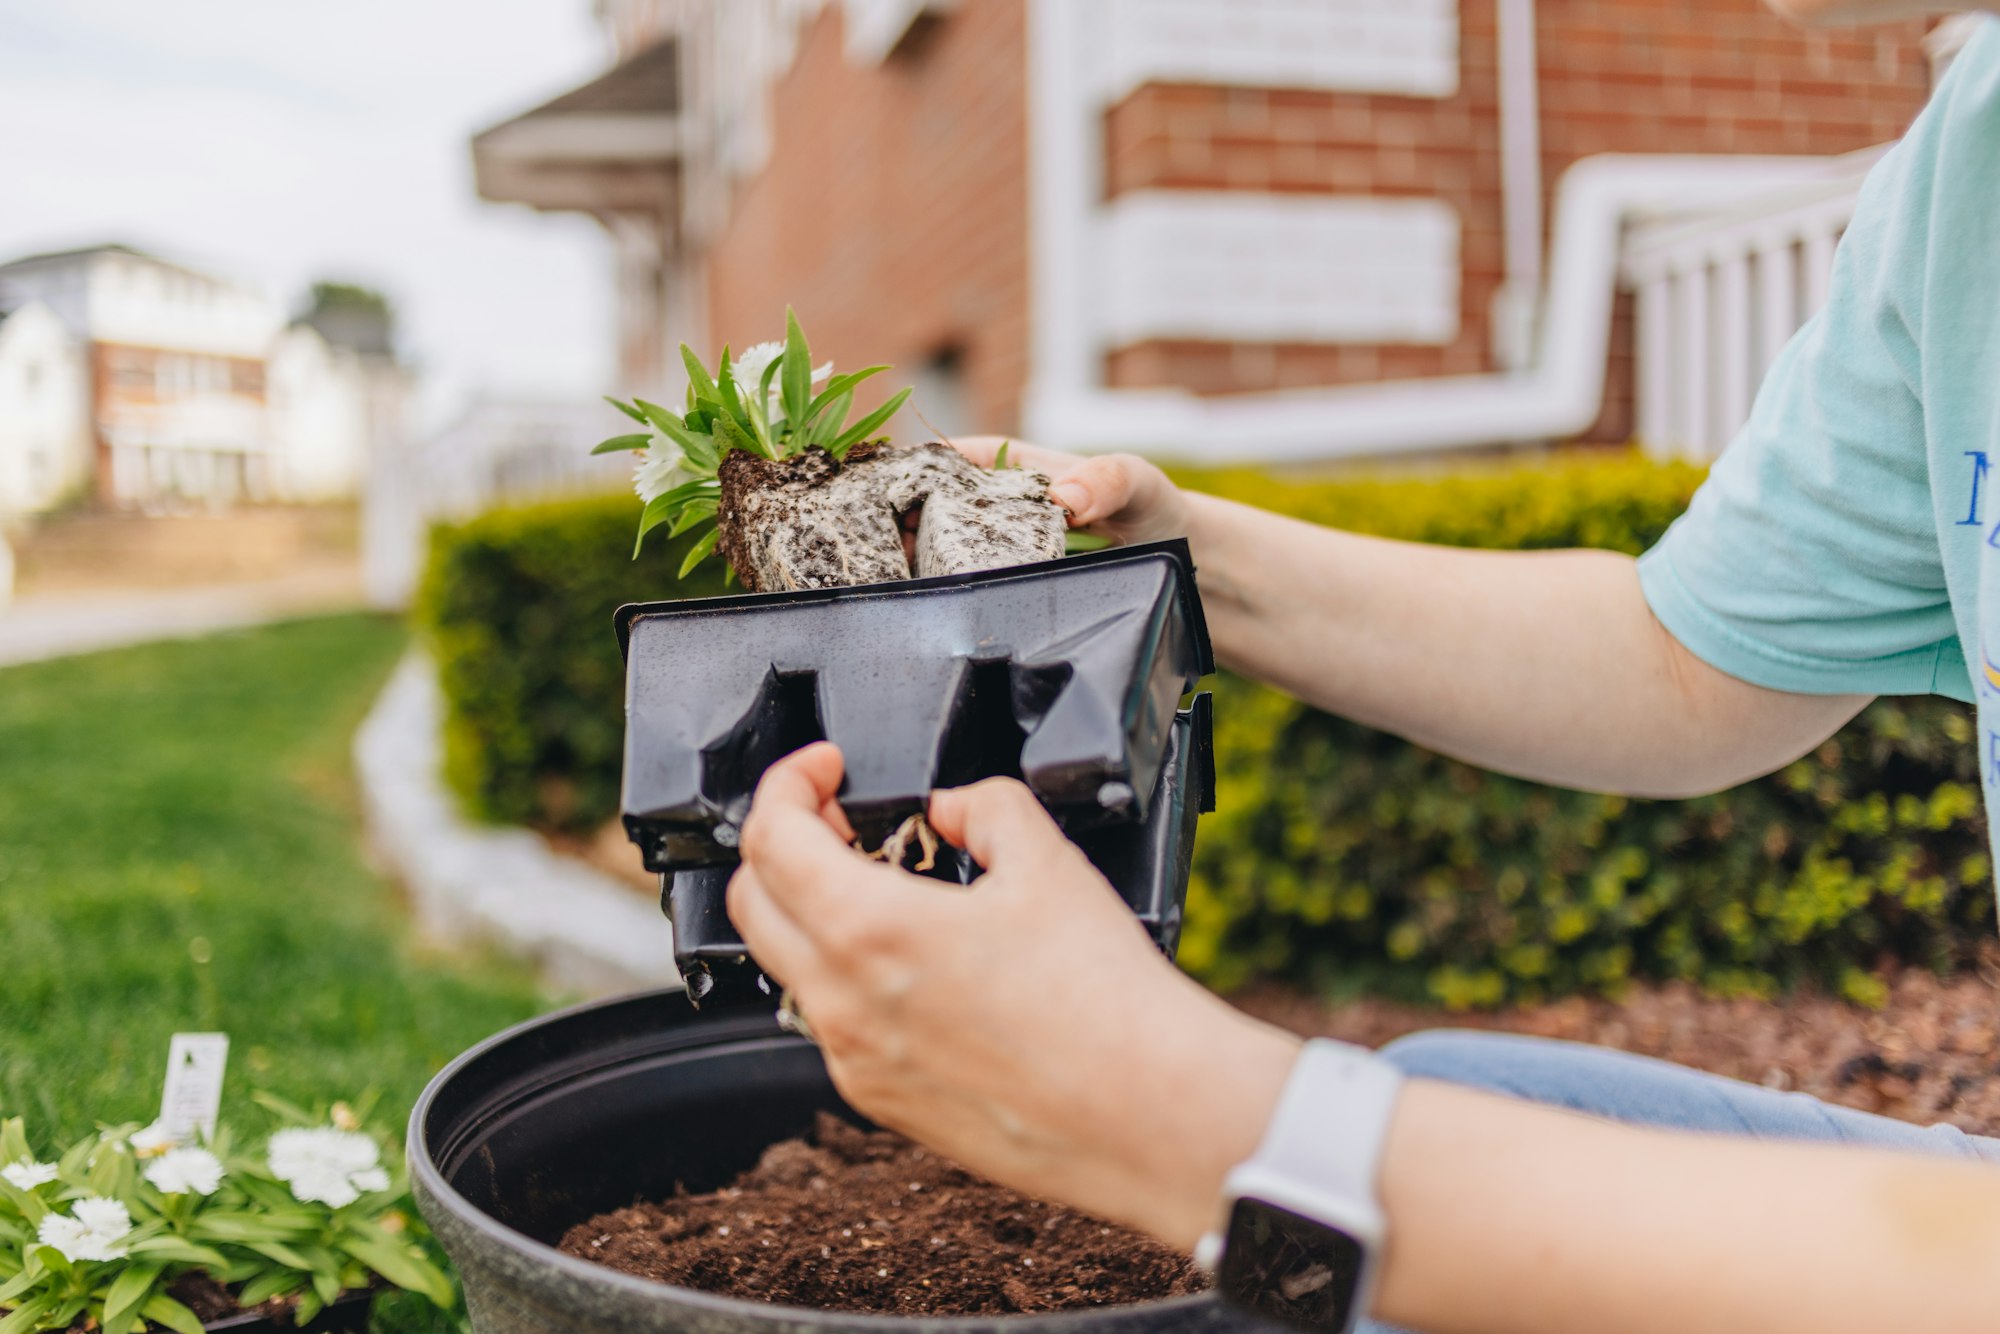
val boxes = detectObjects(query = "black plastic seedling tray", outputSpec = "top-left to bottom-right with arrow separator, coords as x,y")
664,695 -> 1213,1003
614,538 -> 1216,1000
616,539 -> 1212,861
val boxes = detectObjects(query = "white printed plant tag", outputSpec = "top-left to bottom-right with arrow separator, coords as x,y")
159,1033 -> 229,1142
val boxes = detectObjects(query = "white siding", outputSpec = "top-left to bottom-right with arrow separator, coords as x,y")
1099,192 -> 1461,347
1099,0 -> 1460,102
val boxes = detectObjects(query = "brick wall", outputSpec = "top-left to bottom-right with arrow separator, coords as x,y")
1101,0 -> 1931,437
703,1 -> 1031,435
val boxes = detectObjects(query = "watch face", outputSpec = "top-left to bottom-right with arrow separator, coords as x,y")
1218,1198 -> 1368,1332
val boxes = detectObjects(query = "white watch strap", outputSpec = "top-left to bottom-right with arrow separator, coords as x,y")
1253,1038 -> 1403,1206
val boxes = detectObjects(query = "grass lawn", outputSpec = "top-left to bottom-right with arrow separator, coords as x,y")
0,613 -> 546,1143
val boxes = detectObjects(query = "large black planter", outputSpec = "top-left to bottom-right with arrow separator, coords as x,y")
410,990 -> 1255,1334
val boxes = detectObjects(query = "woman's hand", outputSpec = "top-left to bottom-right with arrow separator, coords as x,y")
953,436 -> 1193,548
726,742 -> 1300,1250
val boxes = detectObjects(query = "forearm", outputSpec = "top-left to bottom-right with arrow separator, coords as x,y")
1182,491 -> 1865,797
1375,1080 -> 2000,1334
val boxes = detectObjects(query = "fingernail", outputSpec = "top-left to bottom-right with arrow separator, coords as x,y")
1049,481 -> 1088,517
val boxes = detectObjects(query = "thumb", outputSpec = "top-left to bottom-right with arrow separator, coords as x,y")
927,777 -> 1073,876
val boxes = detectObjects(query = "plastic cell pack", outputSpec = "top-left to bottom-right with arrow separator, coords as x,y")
614,539 -> 1217,1000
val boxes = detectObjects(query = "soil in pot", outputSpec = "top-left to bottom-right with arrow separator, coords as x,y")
559,1113 -> 1204,1317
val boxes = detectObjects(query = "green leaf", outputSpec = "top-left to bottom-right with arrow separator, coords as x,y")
709,409 -> 760,462
309,1269 -> 340,1305
677,528 -> 720,580
714,351 -> 773,458
780,307 -> 811,433
0,1261 -> 44,1304
632,493 -> 675,559
237,1269 -> 305,1307
193,1211 -> 297,1243
126,1236 -> 229,1269
55,1137 -> 91,1181
680,344 -> 719,403
0,1176 -> 47,1225
293,1290 -> 324,1327
804,392 -> 852,450
246,1239 -> 316,1271
603,395 -> 647,425
591,433 -> 652,456
680,429 -> 721,474
139,1293 -> 205,1334
31,1246 -> 72,1282
667,499 -> 717,538
0,1295 -> 52,1334
994,440 -> 1012,470
343,1227 -> 453,1306
829,387 -> 912,456
100,1261 -> 163,1334
250,1091 -> 317,1125
802,366 -> 888,433
631,400 -> 705,458
0,1119 -> 29,1167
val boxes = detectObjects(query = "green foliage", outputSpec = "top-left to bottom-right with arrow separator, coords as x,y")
427,450 -> 1996,1007
601,309 -> 912,569
0,1103 -> 449,1334
420,495 -> 725,833
1171,453 -> 1993,1007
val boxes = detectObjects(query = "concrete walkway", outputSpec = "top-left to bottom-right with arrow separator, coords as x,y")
354,651 -> 680,998
0,566 -> 363,667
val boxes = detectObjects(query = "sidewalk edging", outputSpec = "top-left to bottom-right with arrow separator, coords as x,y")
353,651 -> 679,998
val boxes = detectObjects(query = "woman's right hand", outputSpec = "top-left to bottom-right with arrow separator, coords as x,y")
953,436 -> 1191,547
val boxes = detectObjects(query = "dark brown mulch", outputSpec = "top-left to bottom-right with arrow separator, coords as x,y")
559,1112 -> 1204,1316
1240,948 -> 2000,1137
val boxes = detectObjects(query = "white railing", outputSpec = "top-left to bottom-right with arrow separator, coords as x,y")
363,397 -> 629,610
1619,146 -> 1885,461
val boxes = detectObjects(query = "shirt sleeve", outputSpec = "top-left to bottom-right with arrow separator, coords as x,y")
1636,117 -> 1969,702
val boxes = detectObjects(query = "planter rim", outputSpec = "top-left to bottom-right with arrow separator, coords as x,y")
410,988 -> 1217,1330
610,537 -> 1212,676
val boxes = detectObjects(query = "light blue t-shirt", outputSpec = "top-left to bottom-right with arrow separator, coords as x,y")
1638,20 -> 2000,864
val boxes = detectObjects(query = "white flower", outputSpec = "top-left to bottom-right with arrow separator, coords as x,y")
144,1146 -> 224,1197
37,1197 -> 131,1263
1,1159 -> 57,1190
730,340 -> 832,422
267,1127 -> 388,1209
632,437 -> 691,505
128,1122 -> 181,1158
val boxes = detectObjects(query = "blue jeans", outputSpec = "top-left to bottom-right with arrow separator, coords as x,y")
1356,1029 -> 2000,1333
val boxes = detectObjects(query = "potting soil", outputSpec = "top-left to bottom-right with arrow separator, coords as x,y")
559,1113 -> 1205,1315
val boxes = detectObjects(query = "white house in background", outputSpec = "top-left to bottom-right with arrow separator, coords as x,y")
0,245 -> 395,511
0,302 -> 92,519
267,324 -> 374,503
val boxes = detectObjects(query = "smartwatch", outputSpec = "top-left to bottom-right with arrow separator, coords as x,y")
1194,1040 -> 1404,1332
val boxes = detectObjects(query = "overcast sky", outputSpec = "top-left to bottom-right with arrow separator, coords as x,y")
0,0 -> 615,432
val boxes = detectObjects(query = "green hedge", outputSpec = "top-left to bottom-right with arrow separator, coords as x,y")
421,453 -> 1994,1007
420,495 -> 726,834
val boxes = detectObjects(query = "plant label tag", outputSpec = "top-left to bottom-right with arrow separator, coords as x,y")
160,1033 -> 229,1141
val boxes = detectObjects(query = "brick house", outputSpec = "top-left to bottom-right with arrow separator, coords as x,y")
474,0 -> 1953,464
0,246 -> 402,511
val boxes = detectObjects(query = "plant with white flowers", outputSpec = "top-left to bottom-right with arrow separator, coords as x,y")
0,1096 -> 451,1334
594,308 -> 911,574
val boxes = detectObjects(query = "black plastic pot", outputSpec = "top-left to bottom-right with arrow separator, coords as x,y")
615,539 -> 1215,998
411,990 -> 1256,1333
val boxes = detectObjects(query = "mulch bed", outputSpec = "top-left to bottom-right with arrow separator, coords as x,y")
1241,947 -> 2000,1137
560,1112 -> 1203,1316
